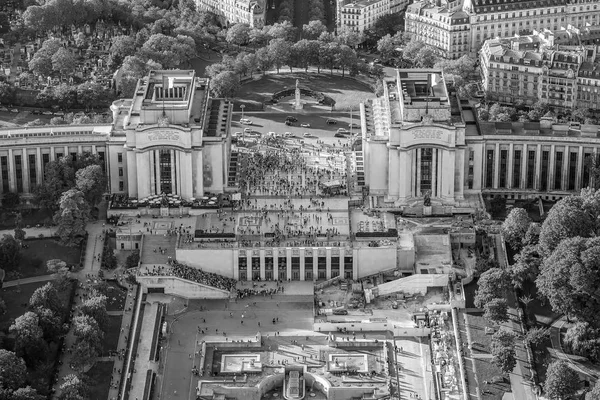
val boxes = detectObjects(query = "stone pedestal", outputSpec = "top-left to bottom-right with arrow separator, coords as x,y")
423,206 -> 432,216
160,207 -> 170,217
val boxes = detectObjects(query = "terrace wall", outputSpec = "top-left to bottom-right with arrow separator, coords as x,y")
137,275 -> 229,299
175,248 -> 235,278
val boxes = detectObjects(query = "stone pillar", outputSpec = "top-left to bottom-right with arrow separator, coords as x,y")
180,152 -> 193,199
431,149 -> 437,197
441,149 -> 455,202
507,143 -> 514,189
286,250 -> 292,282
456,148 -> 465,200
576,146 -> 584,191
387,145 -> 399,198
260,250 -> 266,281
138,151 -> 151,199
397,149 -> 412,202
326,249 -> 332,280
299,251 -> 305,281
273,254 -> 279,281
193,150 -> 204,198
548,144 -> 556,190
338,251 -> 344,279
49,147 -> 55,162
416,149 -> 421,196
36,148 -> 42,185
534,144 -> 542,190
155,150 -> 161,194
7,149 -> 15,193
170,150 -> 176,194
246,254 -> 252,281
493,143 -> 500,189
233,251 -> 240,280
126,150 -> 138,197
562,146 -> 569,191
313,252 -> 318,282
22,150 -> 30,194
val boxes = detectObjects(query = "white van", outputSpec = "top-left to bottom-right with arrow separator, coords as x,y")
240,118 -> 252,125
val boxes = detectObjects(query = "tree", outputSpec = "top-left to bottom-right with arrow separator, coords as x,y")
267,21 -> 297,42
510,245 -> 542,288
58,374 -> 86,400
140,33 -> 196,68
2,192 -> 20,209
537,237 -> 600,327
33,306 -> 62,342
51,48 -> 77,77
523,222 -> 541,247
0,234 -> 21,272
71,339 -> 99,371
255,47 -> 273,76
210,71 -> 240,99
29,282 -> 63,316
502,208 -> 532,251
54,189 -> 90,247
0,349 -> 27,390
527,100 -> 550,121
372,12 -> 405,38
336,45 -> 357,77
302,20 -> 326,40
563,322 -> 600,362
75,165 -> 106,206
12,387 -> 43,400
377,34 -> 396,61
544,360 -> 579,400
474,268 -> 511,308
524,327 -> 550,347
336,27 -> 363,48
0,299 -> 6,316
9,312 -> 46,364
73,314 -> 103,351
434,55 -> 476,87
268,38 -> 292,73
34,157 -> 75,210
291,40 -> 319,72
76,82 -> 112,110
475,256 -> 499,276
80,295 -> 108,331
249,27 -> 271,48
483,298 -> 509,324
587,379 -> 600,400
491,328 -> 517,373
226,23 -> 250,49
539,195 -> 596,256
125,251 -> 140,269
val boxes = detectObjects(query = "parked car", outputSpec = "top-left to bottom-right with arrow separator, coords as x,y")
42,110 -> 53,115
54,111 -> 64,116
349,123 -> 360,129
243,127 -> 253,134
285,120 -> 294,126
10,109 -> 19,113
303,132 -> 314,138
240,118 -> 253,124
285,116 -> 298,122
300,123 -> 311,128
334,133 -> 347,138
284,132 -> 293,138
337,128 -> 350,134
32,110 -> 41,115
326,119 -> 337,124
0,106 -> 7,112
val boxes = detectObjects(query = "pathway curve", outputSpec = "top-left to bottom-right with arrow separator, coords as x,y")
549,316 -> 600,380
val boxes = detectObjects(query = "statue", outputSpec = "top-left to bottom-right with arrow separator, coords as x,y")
424,191 -> 431,207
294,78 -> 302,110
296,79 -> 299,89
161,193 -> 169,207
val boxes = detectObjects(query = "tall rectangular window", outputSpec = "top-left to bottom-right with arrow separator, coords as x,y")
98,151 -> 105,172
499,149 -> 508,188
485,149 -> 495,188
513,150 -> 522,188
527,150 -> 536,189
568,152 -> 577,191
554,151 -> 563,190
541,151 -> 549,191
14,155 -> 23,193
28,154 -> 36,188
0,156 -> 8,193
117,153 -> 123,163
42,153 -> 50,179
583,153 -> 591,188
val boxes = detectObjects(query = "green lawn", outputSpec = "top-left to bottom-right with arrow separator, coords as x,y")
235,73 -> 375,111
473,358 -> 511,400
17,239 -> 82,278
0,208 -> 54,230
466,312 -> 495,354
0,280 -> 52,332
105,281 -> 127,312
85,361 -> 114,400
102,315 -> 122,355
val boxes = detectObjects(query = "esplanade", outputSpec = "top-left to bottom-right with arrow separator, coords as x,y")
0,68 -> 599,208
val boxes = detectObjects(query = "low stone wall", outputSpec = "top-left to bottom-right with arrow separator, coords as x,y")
137,275 -> 230,299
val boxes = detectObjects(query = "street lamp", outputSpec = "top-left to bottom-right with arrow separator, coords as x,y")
240,104 -> 246,121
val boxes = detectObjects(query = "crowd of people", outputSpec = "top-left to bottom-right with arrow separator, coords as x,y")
139,262 -> 238,292
238,146 -> 347,199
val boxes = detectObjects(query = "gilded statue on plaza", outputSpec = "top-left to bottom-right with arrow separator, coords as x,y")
424,191 -> 431,207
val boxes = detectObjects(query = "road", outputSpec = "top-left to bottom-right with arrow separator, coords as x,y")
493,234 -> 538,400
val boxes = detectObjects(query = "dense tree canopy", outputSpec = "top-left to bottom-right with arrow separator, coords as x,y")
474,268 -> 511,308
0,234 -> 21,272
490,328 -> 517,373
537,236 -> 600,327
0,350 -> 27,391
543,361 -> 580,400
54,189 -> 91,246
502,207 -> 531,251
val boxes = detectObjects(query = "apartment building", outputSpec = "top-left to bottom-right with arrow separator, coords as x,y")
337,0 -> 409,33
195,0 -> 266,28
405,0 -> 471,59
480,31 -> 599,110
462,0 -> 600,54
